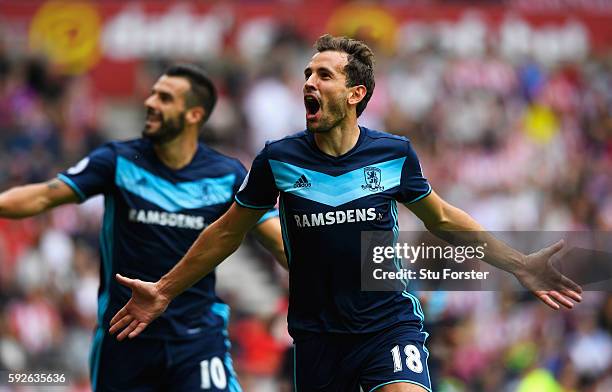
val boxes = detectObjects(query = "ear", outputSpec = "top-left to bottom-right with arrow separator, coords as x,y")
186,107 -> 205,125
348,85 -> 367,106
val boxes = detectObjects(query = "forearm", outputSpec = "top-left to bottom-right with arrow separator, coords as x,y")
257,234 -> 288,270
253,217 -> 288,270
0,181 -> 67,218
262,236 -> 288,270
426,203 -> 526,275
271,246 -> 288,270
157,219 -> 246,299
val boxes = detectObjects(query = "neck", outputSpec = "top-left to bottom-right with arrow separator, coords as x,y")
314,119 -> 360,157
152,129 -> 198,170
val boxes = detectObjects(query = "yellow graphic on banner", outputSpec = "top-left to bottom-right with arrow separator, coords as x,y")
326,5 -> 398,54
29,1 -> 101,74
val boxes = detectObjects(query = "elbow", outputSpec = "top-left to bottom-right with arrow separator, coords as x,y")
424,213 -> 451,232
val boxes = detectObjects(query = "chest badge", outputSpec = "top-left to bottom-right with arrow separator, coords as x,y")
362,167 -> 384,192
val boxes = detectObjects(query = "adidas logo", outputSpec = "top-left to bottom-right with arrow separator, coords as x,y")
293,174 -> 311,188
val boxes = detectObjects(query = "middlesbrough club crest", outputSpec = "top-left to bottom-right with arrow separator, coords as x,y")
362,167 -> 384,191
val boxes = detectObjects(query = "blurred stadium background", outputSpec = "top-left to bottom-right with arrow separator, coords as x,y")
1,0 -> 612,391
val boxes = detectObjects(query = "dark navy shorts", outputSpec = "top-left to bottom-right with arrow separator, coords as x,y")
89,328 -> 242,392
293,324 -> 431,392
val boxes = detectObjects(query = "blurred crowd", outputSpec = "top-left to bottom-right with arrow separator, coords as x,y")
1,16 -> 612,392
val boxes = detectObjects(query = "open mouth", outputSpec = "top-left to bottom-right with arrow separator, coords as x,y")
146,108 -> 162,123
304,95 -> 321,119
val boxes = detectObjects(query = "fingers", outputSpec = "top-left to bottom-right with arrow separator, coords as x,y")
537,289 -> 582,310
550,273 -> 583,302
548,291 -> 575,309
115,274 -> 137,289
110,307 -> 127,327
560,275 -> 583,294
537,292 -> 560,310
109,313 -> 133,336
116,319 -> 140,341
546,260 -> 583,298
563,289 -> 582,303
543,239 -> 565,257
109,309 -> 150,340
128,322 -> 148,339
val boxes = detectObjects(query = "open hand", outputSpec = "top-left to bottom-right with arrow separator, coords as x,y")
108,274 -> 170,340
514,240 -> 583,309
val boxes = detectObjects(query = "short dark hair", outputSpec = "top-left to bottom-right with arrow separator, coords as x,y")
164,64 -> 217,123
314,34 -> 375,117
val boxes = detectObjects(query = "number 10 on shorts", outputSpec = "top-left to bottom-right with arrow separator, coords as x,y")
200,357 -> 227,389
390,345 -> 423,373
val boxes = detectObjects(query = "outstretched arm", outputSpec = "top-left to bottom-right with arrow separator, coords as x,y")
253,216 -> 288,270
109,203 -> 266,340
406,190 -> 582,309
0,178 -> 80,218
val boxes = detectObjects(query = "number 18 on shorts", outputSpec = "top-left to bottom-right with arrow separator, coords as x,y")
293,325 -> 431,392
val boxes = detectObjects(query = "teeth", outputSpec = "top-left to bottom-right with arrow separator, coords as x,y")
146,111 -> 161,121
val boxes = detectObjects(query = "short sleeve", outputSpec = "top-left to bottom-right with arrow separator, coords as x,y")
231,158 -> 278,221
57,144 -> 116,202
395,141 -> 432,204
235,145 -> 279,209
